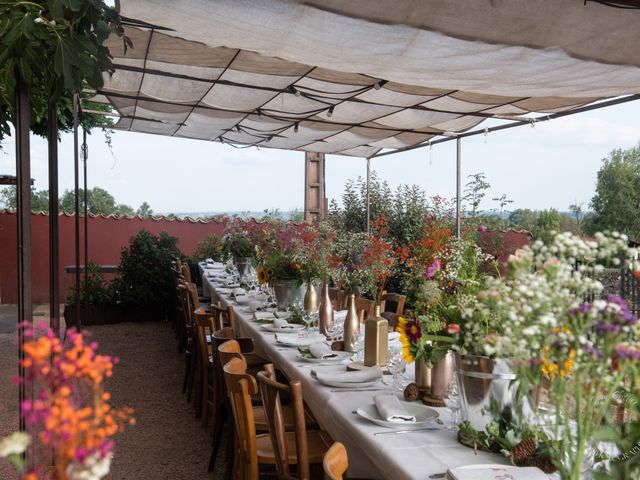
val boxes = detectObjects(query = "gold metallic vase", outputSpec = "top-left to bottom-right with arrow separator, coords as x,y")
343,294 -> 359,352
364,305 -> 388,366
303,282 -> 319,312
318,282 -> 334,335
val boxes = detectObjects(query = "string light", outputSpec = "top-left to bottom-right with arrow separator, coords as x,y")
373,80 -> 387,90
294,122 -> 299,133
484,127 -> 488,143
257,108 -> 262,117
327,106 -> 334,117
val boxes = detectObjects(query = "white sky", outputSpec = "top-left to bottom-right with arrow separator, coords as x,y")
1,101 -> 639,214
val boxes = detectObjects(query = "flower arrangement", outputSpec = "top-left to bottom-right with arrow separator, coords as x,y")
396,314 -> 459,366
0,323 -> 134,480
192,233 -> 225,262
254,223 -> 305,283
361,223 -> 397,303
465,231 -> 640,479
293,222 -> 336,283
329,231 -> 371,294
222,218 -> 255,259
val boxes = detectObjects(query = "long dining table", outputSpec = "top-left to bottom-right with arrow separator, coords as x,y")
199,263 -> 506,479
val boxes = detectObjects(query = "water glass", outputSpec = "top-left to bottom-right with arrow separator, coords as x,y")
387,345 -> 406,391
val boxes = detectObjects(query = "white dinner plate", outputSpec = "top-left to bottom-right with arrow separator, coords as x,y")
356,403 -> 439,429
295,351 -> 352,363
312,377 -> 379,389
262,324 -> 306,333
275,334 -> 326,347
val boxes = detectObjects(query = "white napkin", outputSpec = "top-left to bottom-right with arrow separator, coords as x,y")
333,310 -> 348,322
233,288 -> 247,297
216,287 -> 233,294
275,333 -> 326,347
308,342 -> 336,359
311,365 -> 382,384
274,318 -> 289,328
373,394 -> 416,423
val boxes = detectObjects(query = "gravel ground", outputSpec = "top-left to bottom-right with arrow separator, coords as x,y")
0,320 -> 227,479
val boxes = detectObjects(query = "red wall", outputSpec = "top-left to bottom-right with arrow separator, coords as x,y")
0,212 -> 226,304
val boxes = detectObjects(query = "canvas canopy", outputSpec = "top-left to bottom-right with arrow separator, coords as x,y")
90,0 -> 640,157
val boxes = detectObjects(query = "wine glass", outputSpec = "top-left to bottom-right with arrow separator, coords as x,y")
443,377 -> 461,429
386,344 -> 406,392
349,328 -> 364,362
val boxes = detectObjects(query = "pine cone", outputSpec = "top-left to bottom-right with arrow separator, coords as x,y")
403,382 -> 420,401
330,341 -> 344,351
511,438 -> 537,464
526,455 -> 556,474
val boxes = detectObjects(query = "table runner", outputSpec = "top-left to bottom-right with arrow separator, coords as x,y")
199,263 -> 506,479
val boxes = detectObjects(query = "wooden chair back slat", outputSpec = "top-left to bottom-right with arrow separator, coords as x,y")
223,357 -> 259,480
380,292 -> 406,316
323,442 -> 348,480
212,303 -> 236,331
181,263 -> 192,284
257,364 -> 311,480
328,288 -> 347,311
354,297 -> 375,323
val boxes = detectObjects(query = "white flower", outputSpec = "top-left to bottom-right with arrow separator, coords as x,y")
0,432 -> 30,457
66,453 -> 113,480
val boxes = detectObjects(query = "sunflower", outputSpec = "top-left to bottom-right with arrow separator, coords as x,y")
396,316 -> 416,363
257,265 -> 267,285
266,267 -> 275,279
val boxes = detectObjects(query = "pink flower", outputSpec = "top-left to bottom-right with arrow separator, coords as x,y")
445,324 -> 461,334
477,224 -> 487,233
425,259 -> 440,279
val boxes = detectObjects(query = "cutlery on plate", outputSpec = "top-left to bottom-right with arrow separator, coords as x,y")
329,388 -> 387,392
428,473 -> 446,479
373,427 -> 440,435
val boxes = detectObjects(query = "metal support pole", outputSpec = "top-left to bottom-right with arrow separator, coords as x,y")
366,157 -> 371,234
73,94 -> 81,328
456,138 -> 462,239
82,129 -> 88,317
47,100 -> 60,336
15,69 -> 33,454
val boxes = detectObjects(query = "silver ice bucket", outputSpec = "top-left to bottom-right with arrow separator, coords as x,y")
457,355 -> 520,431
233,256 -> 254,281
272,279 -> 306,309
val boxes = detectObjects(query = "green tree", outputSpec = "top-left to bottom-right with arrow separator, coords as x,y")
136,201 -> 153,218
463,172 -> 490,219
0,1 -> 129,148
585,144 -> 640,240
535,208 -> 561,243
508,208 -> 539,233
0,185 -> 49,212
568,202 -> 584,231
59,186 -> 134,215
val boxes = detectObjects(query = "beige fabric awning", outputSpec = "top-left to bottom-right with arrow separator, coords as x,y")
89,0 -> 640,157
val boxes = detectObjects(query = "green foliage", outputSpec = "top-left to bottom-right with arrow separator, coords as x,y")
535,208 -> 561,244
463,172 -> 490,219
0,185 -> 49,211
59,186 -> 136,216
111,229 -> 182,313
65,261 -> 112,307
0,0 -> 130,146
191,233 -> 225,262
136,201 -> 153,218
585,144 -> 640,241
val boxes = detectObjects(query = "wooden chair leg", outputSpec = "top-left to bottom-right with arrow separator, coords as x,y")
182,351 -> 192,394
208,403 -> 226,473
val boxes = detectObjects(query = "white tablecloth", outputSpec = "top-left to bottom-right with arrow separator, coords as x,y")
199,264 -> 506,479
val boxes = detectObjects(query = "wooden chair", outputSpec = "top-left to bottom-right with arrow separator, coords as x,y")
187,281 -> 211,314
193,309 -> 223,425
380,292 -> 406,316
328,288 -> 347,311
212,302 -> 236,331
323,442 -> 348,480
354,297 -> 375,323
182,263 -> 209,301
178,284 -> 197,400
256,363 -> 331,480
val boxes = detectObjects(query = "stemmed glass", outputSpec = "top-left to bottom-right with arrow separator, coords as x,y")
386,344 -> 406,392
443,376 -> 461,429
349,327 -> 364,362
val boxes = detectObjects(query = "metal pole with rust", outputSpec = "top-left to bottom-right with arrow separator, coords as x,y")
48,100 -> 60,335
73,94 -> 81,327
82,128 -> 88,317
15,68 -> 33,464
366,157 -> 371,234
456,138 -> 462,239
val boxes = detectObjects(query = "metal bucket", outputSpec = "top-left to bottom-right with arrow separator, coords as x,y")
272,279 -> 306,309
457,355 -> 519,431
430,351 -> 456,399
233,256 -> 254,281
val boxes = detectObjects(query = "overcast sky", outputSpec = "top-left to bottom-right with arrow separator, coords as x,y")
1,100 -> 639,214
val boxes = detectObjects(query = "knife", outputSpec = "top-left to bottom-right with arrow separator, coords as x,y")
373,427 -> 441,435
